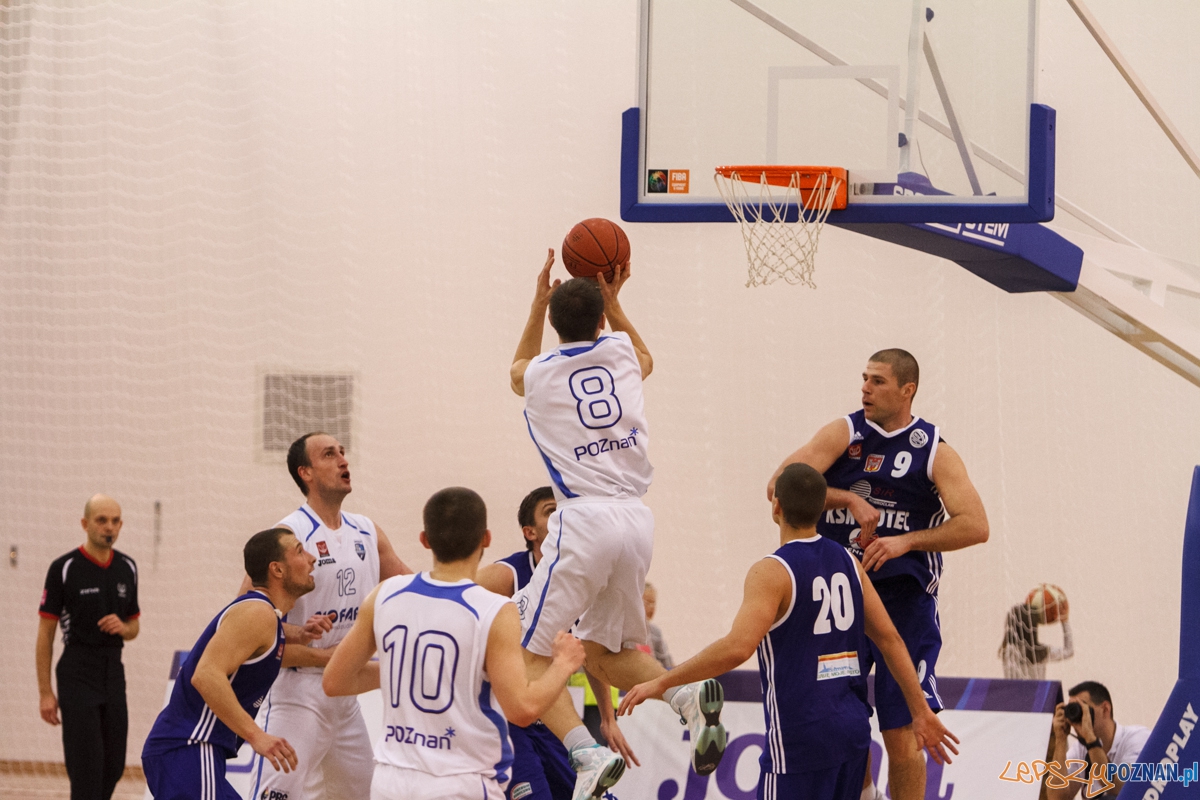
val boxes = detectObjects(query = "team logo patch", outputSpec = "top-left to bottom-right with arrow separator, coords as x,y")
316,541 -> 330,557
909,429 -> 929,448
276,643 -> 284,659
354,541 -> 366,561
848,443 -> 862,459
511,782 -> 534,799
117,583 -> 127,598
864,454 -> 884,473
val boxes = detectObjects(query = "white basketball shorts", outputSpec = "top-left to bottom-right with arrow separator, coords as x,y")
371,763 -> 505,800
515,498 -> 653,656
250,669 -> 374,800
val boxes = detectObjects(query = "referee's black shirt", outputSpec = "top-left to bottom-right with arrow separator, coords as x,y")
39,547 -> 140,648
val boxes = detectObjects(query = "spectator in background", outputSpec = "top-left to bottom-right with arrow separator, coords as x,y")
1047,681 -> 1149,799
641,582 -> 674,670
998,599 -> 1073,679
36,494 -> 140,800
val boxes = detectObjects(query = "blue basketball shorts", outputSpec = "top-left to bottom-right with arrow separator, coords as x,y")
758,748 -> 869,800
508,722 -> 574,800
142,741 -> 241,800
864,577 -> 944,730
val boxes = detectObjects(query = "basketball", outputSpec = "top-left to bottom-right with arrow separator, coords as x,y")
1026,583 -> 1069,624
561,218 -> 630,280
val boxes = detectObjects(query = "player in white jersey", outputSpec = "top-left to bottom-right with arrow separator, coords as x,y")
323,487 -> 586,800
248,431 -> 413,800
509,253 -> 727,798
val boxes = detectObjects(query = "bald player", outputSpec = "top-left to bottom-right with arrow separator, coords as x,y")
37,494 -> 141,800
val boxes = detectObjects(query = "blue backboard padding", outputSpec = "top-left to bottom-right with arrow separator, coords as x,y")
834,220 -> 1082,293
1116,467 -> 1200,798
620,106 -> 1057,224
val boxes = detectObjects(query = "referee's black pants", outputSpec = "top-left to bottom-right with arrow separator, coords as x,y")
56,646 -> 128,800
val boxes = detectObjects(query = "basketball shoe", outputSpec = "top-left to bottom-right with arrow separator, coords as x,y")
671,678 -> 727,775
569,744 -> 625,800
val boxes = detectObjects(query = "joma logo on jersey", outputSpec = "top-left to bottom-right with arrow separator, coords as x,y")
864,454 -> 885,473
384,725 -> 453,750
573,429 -> 640,461
317,607 -> 359,623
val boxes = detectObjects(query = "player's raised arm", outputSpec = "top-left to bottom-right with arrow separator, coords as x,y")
511,249 -> 560,396
618,557 -> 787,715
486,605 -> 584,727
596,263 -> 652,379
860,442 -> 988,573
191,601 -> 298,772
857,559 -> 959,765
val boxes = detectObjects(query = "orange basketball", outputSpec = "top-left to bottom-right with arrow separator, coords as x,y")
561,218 -> 630,280
1026,583 -> 1069,624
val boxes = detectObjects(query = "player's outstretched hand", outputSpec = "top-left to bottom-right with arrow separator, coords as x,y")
533,249 -> 561,309
912,710 -> 959,766
596,261 -> 630,304
616,676 -> 666,717
599,713 -> 642,768
860,533 -> 911,573
251,731 -> 298,773
550,630 -> 586,673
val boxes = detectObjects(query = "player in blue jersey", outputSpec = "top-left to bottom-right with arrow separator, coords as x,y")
476,487 -> 637,800
142,528 -> 317,800
620,464 -> 958,800
768,349 -> 988,800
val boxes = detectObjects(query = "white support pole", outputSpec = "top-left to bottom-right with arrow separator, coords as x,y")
923,28 -> 983,195
900,0 -> 926,174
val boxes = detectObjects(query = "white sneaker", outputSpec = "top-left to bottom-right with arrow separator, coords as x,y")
569,744 -> 626,800
671,679 -> 727,775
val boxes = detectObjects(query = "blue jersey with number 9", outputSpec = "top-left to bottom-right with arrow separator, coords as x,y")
522,331 -> 652,500
817,410 -> 946,594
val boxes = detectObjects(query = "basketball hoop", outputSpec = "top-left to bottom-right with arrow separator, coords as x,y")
714,166 -> 847,288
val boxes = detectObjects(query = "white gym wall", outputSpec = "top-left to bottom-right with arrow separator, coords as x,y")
1,0 -> 1197,766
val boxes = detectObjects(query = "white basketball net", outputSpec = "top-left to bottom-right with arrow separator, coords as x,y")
714,170 -> 843,288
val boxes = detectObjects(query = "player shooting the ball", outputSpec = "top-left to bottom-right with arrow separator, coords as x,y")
509,241 -> 728,799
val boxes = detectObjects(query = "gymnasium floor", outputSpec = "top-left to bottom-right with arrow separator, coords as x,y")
0,770 -> 145,799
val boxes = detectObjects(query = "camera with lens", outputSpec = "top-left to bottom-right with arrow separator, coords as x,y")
1064,701 -> 1092,724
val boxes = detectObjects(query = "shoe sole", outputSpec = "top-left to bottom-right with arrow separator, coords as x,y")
692,679 -> 727,776
581,757 -> 625,799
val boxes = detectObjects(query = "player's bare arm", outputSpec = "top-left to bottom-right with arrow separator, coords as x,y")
860,443 -> 989,572
857,560 -> 959,765
596,263 -> 653,378
486,605 -> 584,727
768,419 -> 882,537
585,669 -> 641,767
475,562 -> 516,596
510,249 -> 561,396
619,558 -> 788,716
36,616 -> 60,725
323,584 -> 383,696
376,525 -> 414,580
191,601 -> 299,773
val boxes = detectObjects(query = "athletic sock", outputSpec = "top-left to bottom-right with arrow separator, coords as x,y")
563,725 -> 597,753
860,783 -> 881,800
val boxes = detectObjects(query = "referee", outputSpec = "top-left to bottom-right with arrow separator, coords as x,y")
36,494 -> 140,800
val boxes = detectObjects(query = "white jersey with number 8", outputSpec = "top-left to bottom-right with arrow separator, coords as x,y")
522,331 -> 652,501
372,573 -> 514,783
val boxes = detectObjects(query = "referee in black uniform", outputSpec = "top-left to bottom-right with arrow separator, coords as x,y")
36,494 -> 140,800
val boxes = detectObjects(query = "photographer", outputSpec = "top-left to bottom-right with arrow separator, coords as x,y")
1047,681 -> 1150,799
